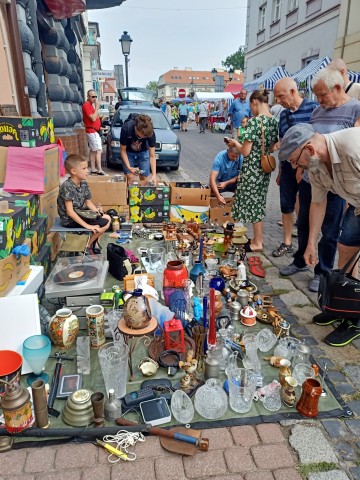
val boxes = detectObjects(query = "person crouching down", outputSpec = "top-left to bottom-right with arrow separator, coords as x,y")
57,154 -> 111,255
209,146 -> 242,205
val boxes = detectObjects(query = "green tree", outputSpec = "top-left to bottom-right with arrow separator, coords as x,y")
222,46 -> 245,71
146,80 -> 158,92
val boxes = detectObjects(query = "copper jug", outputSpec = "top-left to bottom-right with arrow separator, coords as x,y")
296,378 -> 322,418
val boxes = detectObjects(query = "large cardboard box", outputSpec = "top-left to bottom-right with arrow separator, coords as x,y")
129,204 -> 170,223
87,176 -> 127,205
37,187 -> 59,233
0,238 -> 31,297
170,205 -> 209,224
0,205 -> 27,258
33,242 -> 51,278
102,205 -> 130,221
0,187 -> 39,228
129,183 -> 170,206
46,232 -> 63,262
0,116 -> 55,147
209,197 -> 234,224
0,146 -> 59,194
26,214 -> 48,256
170,182 -> 211,207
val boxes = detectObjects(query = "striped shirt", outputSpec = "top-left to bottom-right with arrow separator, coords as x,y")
278,98 -> 318,139
309,98 -> 360,134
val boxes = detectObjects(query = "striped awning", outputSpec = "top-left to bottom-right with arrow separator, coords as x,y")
243,66 -> 291,91
291,56 -> 331,88
348,70 -> 360,83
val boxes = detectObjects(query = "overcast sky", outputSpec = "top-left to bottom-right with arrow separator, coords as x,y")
88,0 -> 247,87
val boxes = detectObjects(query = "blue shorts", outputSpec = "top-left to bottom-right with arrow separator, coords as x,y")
122,151 -> 150,176
339,205 -> 360,247
180,115 -> 188,123
280,161 -> 298,214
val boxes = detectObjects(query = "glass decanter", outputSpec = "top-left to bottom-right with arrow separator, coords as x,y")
218,328 -> 233,371
194,378 -> 228,420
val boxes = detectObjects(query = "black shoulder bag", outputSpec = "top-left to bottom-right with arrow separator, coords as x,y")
318,252 -> 360,319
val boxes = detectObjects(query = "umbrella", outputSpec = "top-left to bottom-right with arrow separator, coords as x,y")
171,97 -> 193,104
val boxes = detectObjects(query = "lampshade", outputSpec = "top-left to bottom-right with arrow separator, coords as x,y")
120,31 -> 132,55
228,67 -> 234,81
211,68 -> 217,81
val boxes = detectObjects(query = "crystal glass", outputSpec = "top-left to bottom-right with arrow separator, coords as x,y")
22,335 -> 51,385
260,383 -> 282,412
243,333 -> 261,374
292,342 -> 311,367
256,329 -> 277,353
148,247 -> 165,270
227,367 -> 257,413
171,390 -> 194,424
292,363 -> 315,386
98,342 -> 129,398
105,310 -> 124,344
194,378 -> 228,419
274,336 -> 300,360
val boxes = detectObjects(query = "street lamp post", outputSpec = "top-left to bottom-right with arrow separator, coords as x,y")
119,31 -> 133,88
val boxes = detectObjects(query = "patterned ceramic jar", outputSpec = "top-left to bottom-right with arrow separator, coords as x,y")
48,308 -> 79,349
86,305 -> 106,349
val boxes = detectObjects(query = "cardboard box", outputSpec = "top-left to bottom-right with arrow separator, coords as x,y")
0,205 -> 27,258
37,186 -> 59,233
87,176 -> 127,206
0,146 -> 59,194
0,187 -> 39,228
170,205 -> 210,224
129,204 -> 170,223
102,205 -> 130,221
33,242 -> 51,278
46,232 -> 63,262
170,182 -> 211,207
0,238 -> 31,297
210,197 -> 235,224
26,214 -> 48,256
129,183 -> 170,206
0,116 -> 55,147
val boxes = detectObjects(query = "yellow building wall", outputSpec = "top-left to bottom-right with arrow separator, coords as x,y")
334,0 -> 360,71
0,6 -> 18,110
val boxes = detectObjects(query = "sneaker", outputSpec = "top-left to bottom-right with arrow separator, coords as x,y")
272,242 -> 294,257
92,247 -> 102,254
279,262 -> 309,276
291,228 -> 298,238
97,171 -> 106,176
309,275 -> 320,292
90,171 -> 99,175
324,320 -> 360,347
313,312 -> 344,326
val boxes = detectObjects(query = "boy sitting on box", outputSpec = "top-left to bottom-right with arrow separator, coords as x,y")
57,154 -> 111,254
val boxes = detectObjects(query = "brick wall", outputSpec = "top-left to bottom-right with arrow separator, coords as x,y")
57,127 -> 89,160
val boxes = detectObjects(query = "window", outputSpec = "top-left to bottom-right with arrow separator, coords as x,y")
289,0 -> 298,11
259,4 -> 266,31
272,0 -> 281,22
302,54 -> 318,67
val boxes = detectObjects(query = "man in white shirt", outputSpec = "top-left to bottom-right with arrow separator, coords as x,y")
329,58 -> 360,100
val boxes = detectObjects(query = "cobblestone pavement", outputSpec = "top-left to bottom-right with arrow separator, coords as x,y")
3,123 -> 360,479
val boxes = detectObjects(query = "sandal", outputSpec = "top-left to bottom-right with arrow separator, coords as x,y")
248,256 -> 266,278
244,240 -> 263,253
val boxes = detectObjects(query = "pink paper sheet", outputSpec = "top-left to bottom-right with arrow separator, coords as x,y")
4,144 -> 57,194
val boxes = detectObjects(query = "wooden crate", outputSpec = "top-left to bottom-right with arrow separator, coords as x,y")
123,273 -> 155,292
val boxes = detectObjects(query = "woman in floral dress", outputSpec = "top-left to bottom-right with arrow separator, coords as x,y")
228,90 -> 278,252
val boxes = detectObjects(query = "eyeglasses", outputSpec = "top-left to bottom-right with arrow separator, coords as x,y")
294,143 -> 309,166
91,96 -> 97,98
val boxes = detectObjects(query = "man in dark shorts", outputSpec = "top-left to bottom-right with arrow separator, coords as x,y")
57,154 -> 111,254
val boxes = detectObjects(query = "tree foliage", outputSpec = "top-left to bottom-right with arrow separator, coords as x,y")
146,80 -> 158,92
222,46 -> 245,71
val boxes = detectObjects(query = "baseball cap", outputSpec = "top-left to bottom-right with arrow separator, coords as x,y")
279,123 -> 316,162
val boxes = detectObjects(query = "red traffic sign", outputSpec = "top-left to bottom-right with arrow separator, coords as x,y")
178,89 -> 186,98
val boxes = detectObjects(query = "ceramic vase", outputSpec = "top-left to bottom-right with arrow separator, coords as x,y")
163,260 -> 188,307
189,260 -> 206,286
86,305 -> 105,349
279,359 -> 292,387
281,376 -> 297,407
296,378 -> 322,418
123,289 -> 152,329
49,308 -> 79,349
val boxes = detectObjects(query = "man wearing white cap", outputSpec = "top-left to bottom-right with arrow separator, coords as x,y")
279,124 -> 360,346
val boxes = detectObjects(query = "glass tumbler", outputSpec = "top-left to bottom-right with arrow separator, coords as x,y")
227,367 -> 257,414
98,342 -> 129,399
149,247 -> 165,270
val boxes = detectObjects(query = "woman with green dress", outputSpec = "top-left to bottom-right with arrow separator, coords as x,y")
228,90 -> 278,253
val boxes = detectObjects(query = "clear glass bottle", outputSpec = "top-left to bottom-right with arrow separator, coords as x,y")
104,388 -> 122,421
292,342 -> 311,367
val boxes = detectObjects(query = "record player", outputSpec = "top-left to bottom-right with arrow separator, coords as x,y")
45,256 -> 109,327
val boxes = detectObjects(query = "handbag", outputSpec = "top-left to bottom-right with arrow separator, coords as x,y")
74,208 -> 101,222
260,118 -> 276,174
318,252 -> 360,319
107,243 -> 133,281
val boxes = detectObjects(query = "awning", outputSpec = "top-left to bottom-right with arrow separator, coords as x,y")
243,66 -> 290,91
194,92 -> 234,102
291,56 -> 331,89
224,83 -> 243,94
348,70 -> 360,83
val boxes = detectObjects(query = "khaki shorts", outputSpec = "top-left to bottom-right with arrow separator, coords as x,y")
86,132 -> 102,152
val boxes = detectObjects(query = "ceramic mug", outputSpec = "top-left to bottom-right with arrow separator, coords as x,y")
86,305 -> 105,349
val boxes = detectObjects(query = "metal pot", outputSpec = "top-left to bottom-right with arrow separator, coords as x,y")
229,301 -> 242,322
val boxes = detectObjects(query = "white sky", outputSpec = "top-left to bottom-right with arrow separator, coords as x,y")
88,0 -> 247,87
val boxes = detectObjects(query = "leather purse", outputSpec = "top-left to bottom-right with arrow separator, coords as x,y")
318,252 -> 360,319
74,208 -> 101,222
260,118 -> 276,174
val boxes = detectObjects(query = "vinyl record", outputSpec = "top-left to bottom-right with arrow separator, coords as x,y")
53,265 -> 98,285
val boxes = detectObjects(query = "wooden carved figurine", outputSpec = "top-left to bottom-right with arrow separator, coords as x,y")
179,349 -> 198,389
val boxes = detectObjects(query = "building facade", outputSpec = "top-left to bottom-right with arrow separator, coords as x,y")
334,0 -> 360,71
157,68 -> 243,101
244,0 -> 341,81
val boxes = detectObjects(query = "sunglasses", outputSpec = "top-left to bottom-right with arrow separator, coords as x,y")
91,95 -> 97,98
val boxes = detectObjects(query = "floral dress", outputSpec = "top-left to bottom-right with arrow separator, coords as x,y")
232,115 -> 278,223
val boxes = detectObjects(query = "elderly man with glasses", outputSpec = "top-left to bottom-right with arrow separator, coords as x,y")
279,124 -> 360,346
82,89 -> 105,175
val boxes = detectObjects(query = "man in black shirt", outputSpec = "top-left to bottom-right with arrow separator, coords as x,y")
120,114 -> 157,185
114,96 -> 122,111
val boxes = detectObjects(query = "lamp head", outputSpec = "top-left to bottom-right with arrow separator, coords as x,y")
120,31 -> 133,56
228,67 -> 234,82
211,68 -> 217,81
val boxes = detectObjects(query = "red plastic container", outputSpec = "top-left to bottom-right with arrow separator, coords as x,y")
0,350 -> 23,396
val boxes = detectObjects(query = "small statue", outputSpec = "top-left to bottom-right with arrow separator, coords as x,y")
180,374 -> 191,390
179,349 -> 199,389
193,297 -> 203,322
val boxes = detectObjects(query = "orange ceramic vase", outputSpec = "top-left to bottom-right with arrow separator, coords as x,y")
296,378 -> 322,418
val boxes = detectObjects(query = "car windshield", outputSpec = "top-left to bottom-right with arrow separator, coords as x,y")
113,110 -> 171,130
120,88 -> 155,103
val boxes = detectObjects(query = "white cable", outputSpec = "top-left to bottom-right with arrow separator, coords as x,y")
102,430 -> 146,463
